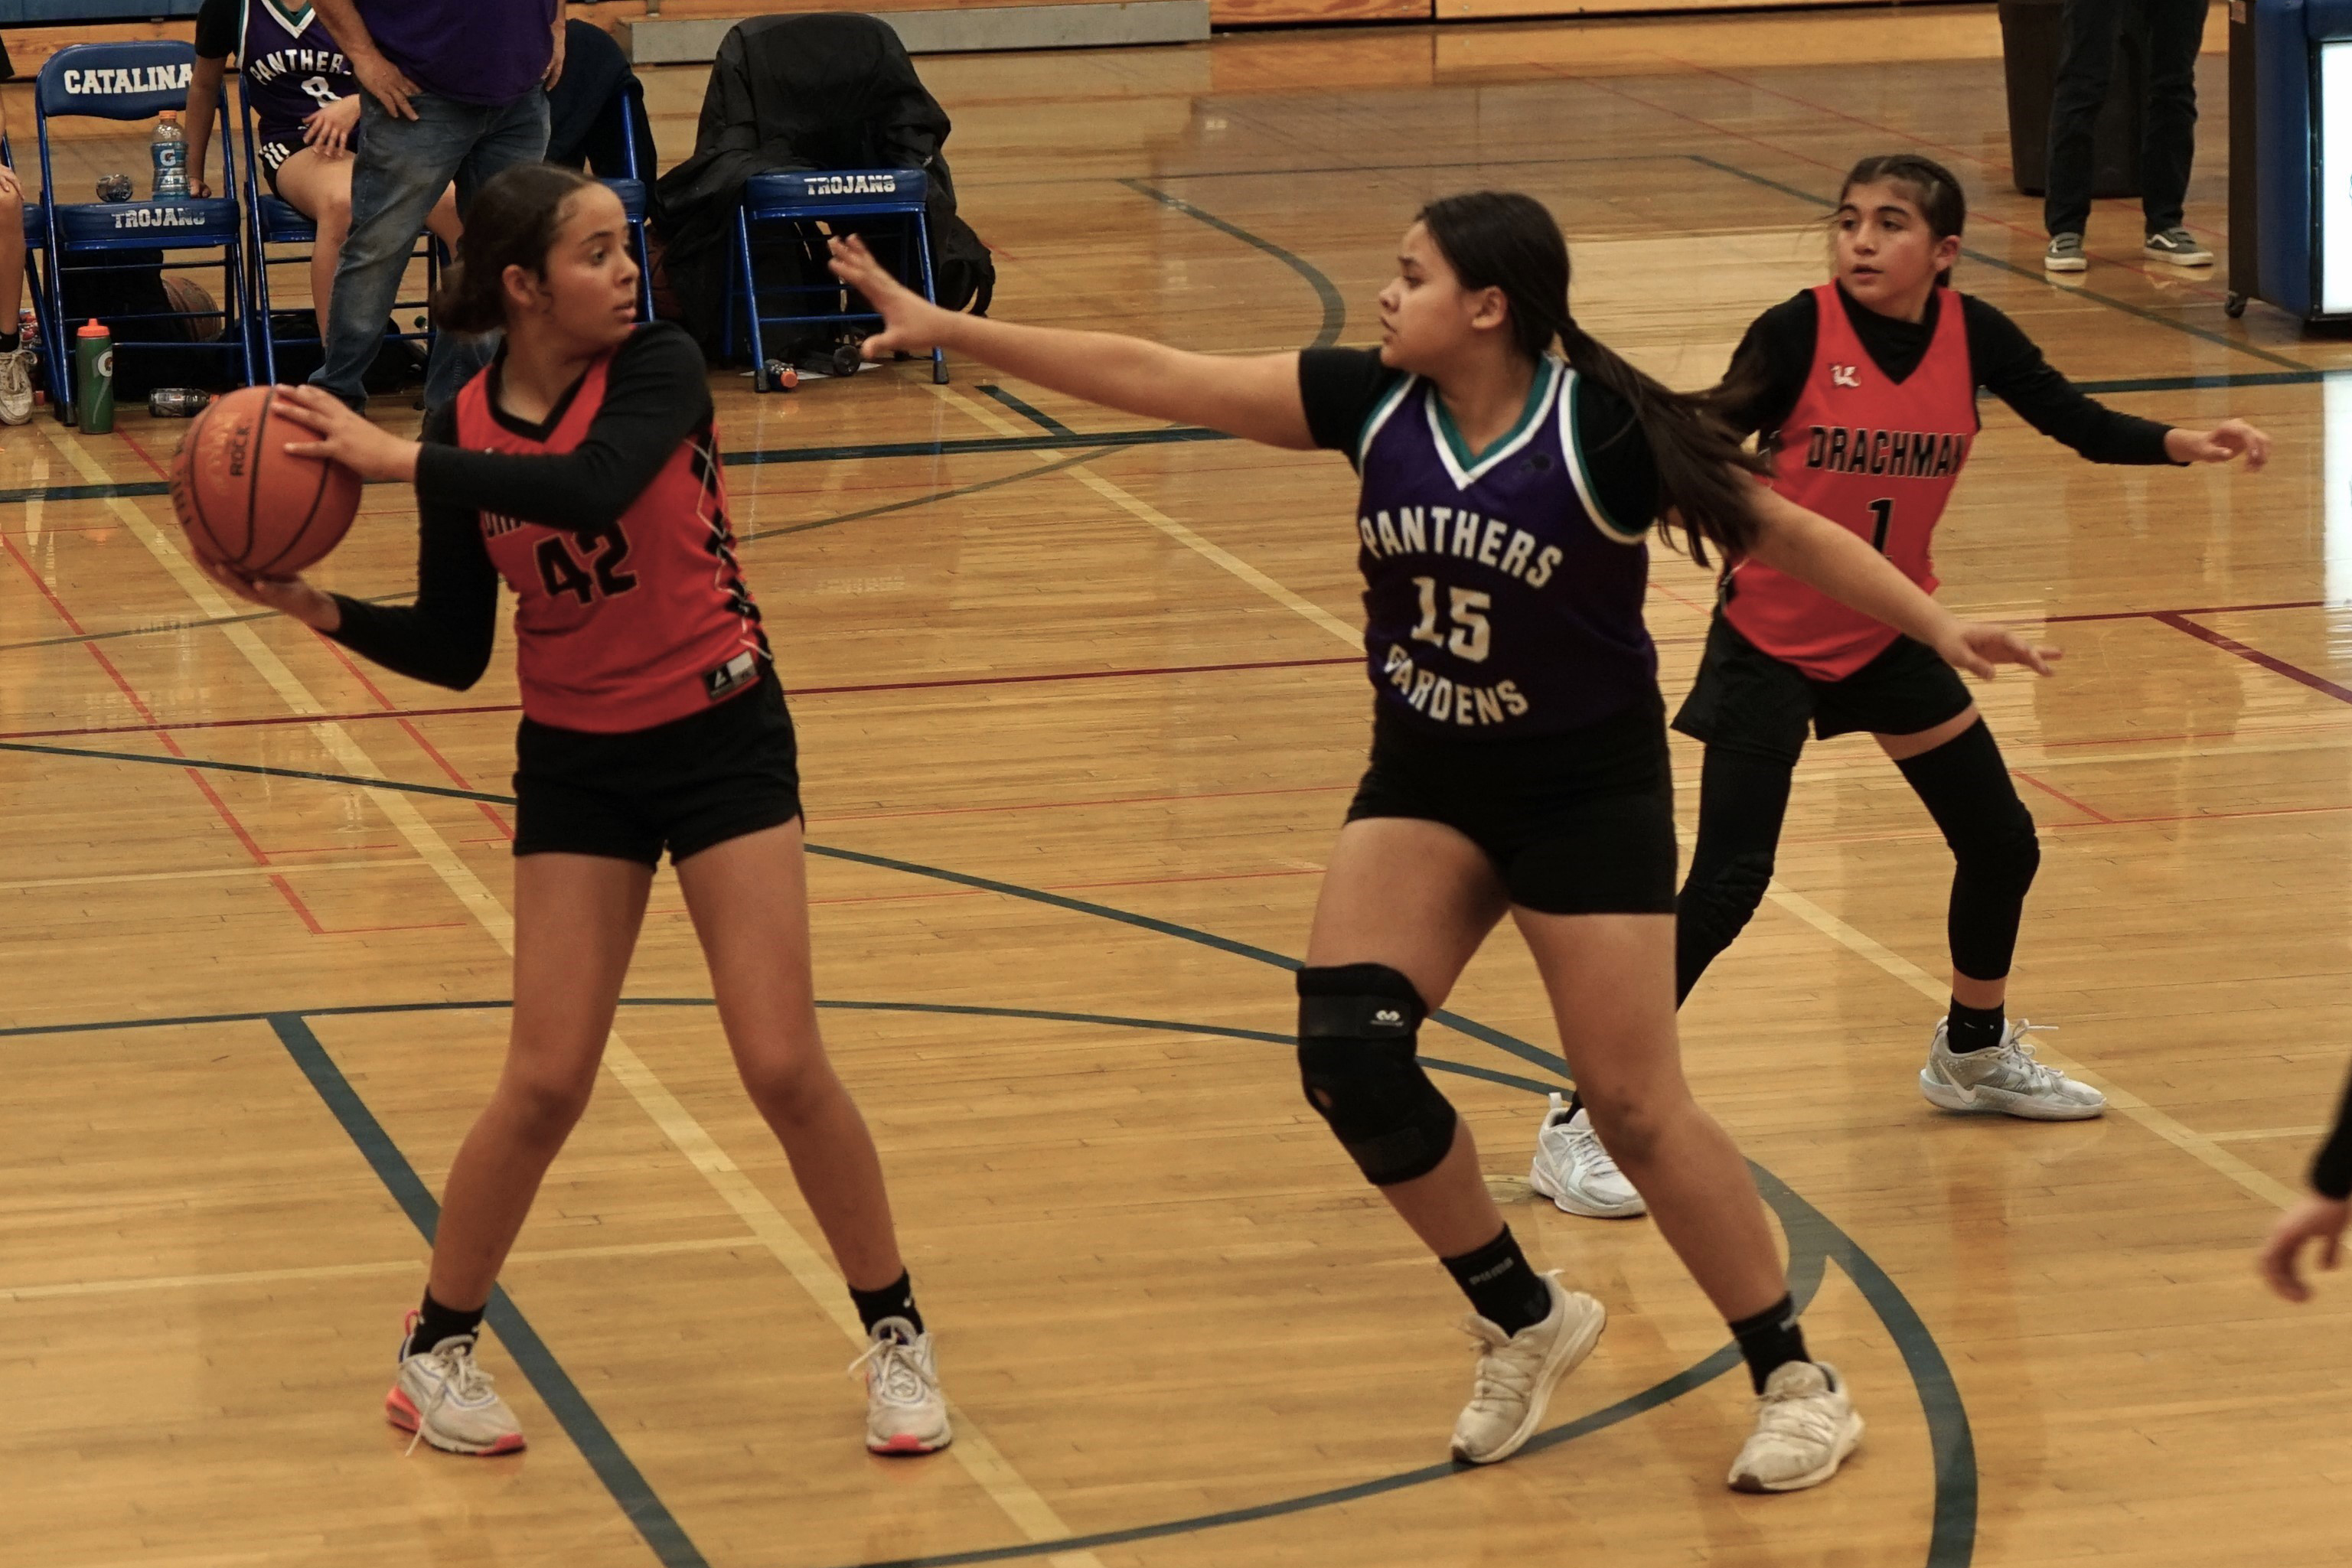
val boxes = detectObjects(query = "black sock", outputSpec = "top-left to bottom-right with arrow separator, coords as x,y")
1727,1293 -> 1809,1393
849,1270 -> 925,1339
0,328 -> 21,353
1946,998 -> 2006,1053
403,1290 -> 486,1358
1442,1226 -> 1553,1336
1563,1090 -> 1585,1120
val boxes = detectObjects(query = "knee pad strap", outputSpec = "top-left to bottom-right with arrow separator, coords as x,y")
1296,963 -> 1456,1186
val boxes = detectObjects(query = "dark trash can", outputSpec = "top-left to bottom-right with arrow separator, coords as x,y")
1999,0 -> 2148,198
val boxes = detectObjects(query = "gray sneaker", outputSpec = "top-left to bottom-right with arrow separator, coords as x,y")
1919,1018 -> 2106,1120
2143,227 -> 2214,266
2044,233 -> 2087,272
0,347 -> 32,425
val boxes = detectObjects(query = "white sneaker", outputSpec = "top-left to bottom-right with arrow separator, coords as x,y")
1449,1272 -> 1607,1465
1529,1092 -> 1646,1218
849,1318 -> 952,1455
385,1318 -> 525,1456
0,347 -> 33,425
1920,1018 -> 2106,1120
1727,1360 -> 1863,1492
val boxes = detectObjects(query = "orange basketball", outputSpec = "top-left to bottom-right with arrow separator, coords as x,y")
170,385 -> 360,576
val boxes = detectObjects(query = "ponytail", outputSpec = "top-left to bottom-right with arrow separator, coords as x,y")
1417,192 -> 1769,564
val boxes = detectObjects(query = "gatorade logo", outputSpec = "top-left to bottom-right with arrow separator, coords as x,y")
62,64 -> 194,96
95,349 -> 113,378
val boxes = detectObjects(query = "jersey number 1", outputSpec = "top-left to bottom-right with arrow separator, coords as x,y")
536,525 -> 639,605
1866,498 -> 1894,553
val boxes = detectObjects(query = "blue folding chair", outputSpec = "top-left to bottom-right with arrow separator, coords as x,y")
236,77 -> 440,386
727,170 -> 947,387
599,83 -> 657,324
36,41 -> 253,422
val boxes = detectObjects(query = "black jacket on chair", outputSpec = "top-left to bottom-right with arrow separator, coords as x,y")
653,13 -> 993,358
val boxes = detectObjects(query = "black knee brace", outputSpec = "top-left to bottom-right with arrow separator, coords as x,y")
1296,963 -> 1457,1187
1675,846 -> 1776,1002
1895,719 -> 2042,981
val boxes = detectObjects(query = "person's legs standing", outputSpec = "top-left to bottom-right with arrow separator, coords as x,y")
2044,0 -> 2123,266
312,93 -> 488,409
2138,0 -> 2212,260
423,90 -> 551,409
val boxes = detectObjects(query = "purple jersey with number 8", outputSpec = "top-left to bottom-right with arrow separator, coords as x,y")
218,0 -> 356,148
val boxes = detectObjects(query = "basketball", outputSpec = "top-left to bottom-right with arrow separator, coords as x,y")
169,385 -> 360,576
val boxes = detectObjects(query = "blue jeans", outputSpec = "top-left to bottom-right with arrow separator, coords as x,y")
310,88 -> 550,410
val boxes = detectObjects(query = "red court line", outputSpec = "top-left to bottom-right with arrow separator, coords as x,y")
2048,599 -> 2329,624
2011,768 -> 2112,824
0,654 -> 1368,742
0,530 -> 321,926
2151,611 -> 2352,706
823,781 -> 1349,825
311,633 -> 517,841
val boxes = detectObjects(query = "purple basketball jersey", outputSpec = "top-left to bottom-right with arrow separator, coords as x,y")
1351,358 -> 1659,736
239,0 -> 355,145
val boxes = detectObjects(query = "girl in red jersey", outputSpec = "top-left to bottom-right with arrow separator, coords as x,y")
198,163 -> 952,1461
1531,154 -> 2271,1220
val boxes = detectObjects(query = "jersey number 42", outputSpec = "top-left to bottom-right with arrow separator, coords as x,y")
535,523 -> 640,605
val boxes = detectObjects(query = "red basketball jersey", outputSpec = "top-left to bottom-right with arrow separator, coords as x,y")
455,352 -> 767,733
1724,282 -> 1976,679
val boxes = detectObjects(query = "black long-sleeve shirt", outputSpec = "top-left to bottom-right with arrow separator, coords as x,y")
326,323 -> 715,688
2315,1068 -> 2352,1201
1721,284 -> 2177,466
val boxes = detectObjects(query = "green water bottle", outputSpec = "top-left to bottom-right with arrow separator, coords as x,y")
74,318 -> 113,433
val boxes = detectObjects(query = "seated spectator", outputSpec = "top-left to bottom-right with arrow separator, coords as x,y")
185,0 -> 459,347
0,37 -> 34,424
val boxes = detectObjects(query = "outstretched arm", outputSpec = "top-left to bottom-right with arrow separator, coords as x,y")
829,234 -> 1316,450
2260,1066 -> 2352,1302
1740,485 -> 2059,680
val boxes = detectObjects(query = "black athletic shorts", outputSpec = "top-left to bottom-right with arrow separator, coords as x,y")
512,667 -> 802,865
1672,611 -> 1972,766
1344,697 -> 1677,916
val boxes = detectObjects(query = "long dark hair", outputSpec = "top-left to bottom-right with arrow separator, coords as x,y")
432,162 -> 602,334
1414,191 -> 1769,563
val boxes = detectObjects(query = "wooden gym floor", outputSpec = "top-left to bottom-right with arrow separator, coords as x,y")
2,5 -> 2346,1564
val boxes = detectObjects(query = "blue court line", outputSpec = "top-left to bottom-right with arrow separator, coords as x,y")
5,996 -> 1818,1568
263,1012 -> 711,1568
1119,178 -> 1348,350
738,446 -> 1129,545
1683,152 -> 2311,375
2,749 -> 1974,1566
976,385 -> 1078,439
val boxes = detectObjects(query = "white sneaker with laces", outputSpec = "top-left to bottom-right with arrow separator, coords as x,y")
1727,1360 -> 1863,1492
1919,1018 -> 2106,1120
849,1318 -> 952,1455
1529,1092 -> 1646,1218
0,347 -> 34,425
386,1317 -> 525,1456
1449,1272 -> 1606,1465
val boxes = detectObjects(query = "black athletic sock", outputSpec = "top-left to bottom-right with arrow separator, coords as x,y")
1562,1090 -> 1585,1120
1442,1226 -> 1553,1336
849,1270 -> 925,1340
0,328 -> 21,353
403,1290 -> 486,1359
1727,1293 -> 1809,1393
1946,998 -> 2007,1054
